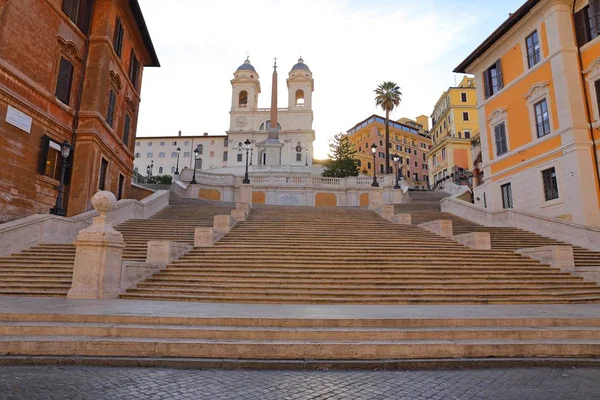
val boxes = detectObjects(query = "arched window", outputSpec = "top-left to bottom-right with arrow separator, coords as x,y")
258,120 -> 283,131
171,166 -> 175,173
295,89 -> 305,107
239,91 -> 248,107
158,166 -> 163,174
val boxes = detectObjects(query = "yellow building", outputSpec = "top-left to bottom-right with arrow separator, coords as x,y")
428,77 -> 479,186
455,0 -> 600,227
346,115 -> 432,185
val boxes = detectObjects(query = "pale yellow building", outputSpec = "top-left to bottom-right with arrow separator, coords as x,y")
428,76 -> 479,185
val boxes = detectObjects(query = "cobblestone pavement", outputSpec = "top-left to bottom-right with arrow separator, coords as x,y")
1,365 -> 599,399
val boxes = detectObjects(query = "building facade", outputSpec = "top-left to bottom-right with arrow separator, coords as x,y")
346,115 -> 432,184
0,0 -> 158,222
226,58 -> 315,168
428,76 -> 479,186
133,133 -> 228,178
455,0 -> 600,227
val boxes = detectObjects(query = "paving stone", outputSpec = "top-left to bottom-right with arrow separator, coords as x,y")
0,366 -> 599,399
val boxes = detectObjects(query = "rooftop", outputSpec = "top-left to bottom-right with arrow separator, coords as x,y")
129,0 -> 160,67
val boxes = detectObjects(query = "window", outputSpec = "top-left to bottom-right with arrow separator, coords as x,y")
296,153 -> 302,162
39,136 -> 63,181
62,0 -> 92,34
501,183 -> 513,209
237,154 -> 243,162
184,152 -> 190,157
423,164 -> 428,170
380,164 -> 384,174
223,151 -> 228,161
414,161 -> 418,167
483,59 -> 504,99
461,93 -> 467,102
494,123 -> 508,156
379,140 -> 383,146
171,152 -> 178,158
463,112 -> 469,121
99,158 -> 108,191
106,89 -> 117,128
197,144 -> 203,154
117,174 -> 125,200
357,160 -> 362,167
224,138 -> 229,147
414,173 -> 419,181
158,166 -> 163,174
441,148 -> 446,160
184,141 -> 190,146
464,130 -> 471,139
123,114 -> 131,146
422,154 -> 426,162
147,142 -> 152,146
146,152 -> 153,158
378,152 -> 385,159
159,152 -> 165,158
160,142 -> 165,146
542,167 -> 559,201
129,50 -> 140,89
574,5 -> 600,47
534,99 -> 551,138
195,159 -> 202,170
55,57 -> 74,106
113,17 -> 124,57
136,141 -> 140,146
172,141 -> 177,146
238,90 -> 248,107
406,159 -> 410,165
367,162 -> 371,169
135,153 -> 140,158
526,30 -> 541,68
171,166 -> 176,173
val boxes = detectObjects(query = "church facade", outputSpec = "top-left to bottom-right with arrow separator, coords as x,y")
226,58 -> 315,168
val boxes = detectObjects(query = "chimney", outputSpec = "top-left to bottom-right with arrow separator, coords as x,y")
204,132 -> 208,136
178,130 -> 182,137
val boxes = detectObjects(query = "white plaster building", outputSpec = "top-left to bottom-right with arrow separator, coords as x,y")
226,58 -> 315,168
133,133 -> 228,178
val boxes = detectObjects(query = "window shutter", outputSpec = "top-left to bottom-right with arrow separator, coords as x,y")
495,59 -> 504,89
62,0 -> 78,21
590,0 -> 600,36
574,8 -> 589,47
113,17 -> 124,57
55,58 -> 74,105
76,0 -> 93,34
123,114 -> 131,146
39,135 -> 50,174
483,71 -> 490,99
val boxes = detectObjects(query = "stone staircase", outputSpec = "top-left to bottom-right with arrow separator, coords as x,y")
395,191 -> 600,271
0,193 -> 234,297
121,206 -> 600,304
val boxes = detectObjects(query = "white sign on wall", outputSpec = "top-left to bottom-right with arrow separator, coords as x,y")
5,105 -> 32,133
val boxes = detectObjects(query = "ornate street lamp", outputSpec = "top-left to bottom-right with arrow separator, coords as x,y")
175,147 -> 181,175
243,139 -> 251,184
50,140 -> 72,216
249,144 -> 253,166
393,154 -> 401,189
371,143 -> 379,188
190,149 -> 199,184
150,160 -> 154,176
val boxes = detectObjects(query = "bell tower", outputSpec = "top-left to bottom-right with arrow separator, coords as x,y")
287,57 -> 314,110
229,58 -> 260,132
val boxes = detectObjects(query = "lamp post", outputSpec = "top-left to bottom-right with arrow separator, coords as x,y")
150,160 -> 154,176
175,147 -> 181,175
146,165 -> 151,182
393,154 -> 400,189
371,143 -> 379,187
50,140 -> 72,216
243,139 -> 251,184
190,149 -> 199,184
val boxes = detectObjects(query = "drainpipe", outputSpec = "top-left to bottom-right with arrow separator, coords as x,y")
65,0 -> 96,213
573,1 -> 600,197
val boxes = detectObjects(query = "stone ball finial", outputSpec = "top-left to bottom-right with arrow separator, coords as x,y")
91,191 -> 117,214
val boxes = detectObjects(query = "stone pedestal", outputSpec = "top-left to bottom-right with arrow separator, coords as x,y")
418,220 -> 453,238
369,188 -> 384,211
68,191 -> 125,299
231,209 -> 247,222
392,189 -> 408,204
516,246 -> 575,272
146,241 -> 192,266
239,185 -> 253,208
379,205 -> 395,220
453,232 -> 491,250
214,215 -> 235,234
195,227 -> 220,247
391,214 -> 412,225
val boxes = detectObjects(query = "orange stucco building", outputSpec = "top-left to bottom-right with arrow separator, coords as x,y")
0,0 -> 158,222
455,0 -> 600,227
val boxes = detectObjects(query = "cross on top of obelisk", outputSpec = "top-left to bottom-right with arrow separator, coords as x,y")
273,57 -> 277,70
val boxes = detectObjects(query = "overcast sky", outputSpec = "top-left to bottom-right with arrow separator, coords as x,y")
137,0 -> 524,159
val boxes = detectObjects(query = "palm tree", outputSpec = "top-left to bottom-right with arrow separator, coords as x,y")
374,82 -> 402,174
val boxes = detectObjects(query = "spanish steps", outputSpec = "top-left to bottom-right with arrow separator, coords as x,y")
0,193 -> 234,297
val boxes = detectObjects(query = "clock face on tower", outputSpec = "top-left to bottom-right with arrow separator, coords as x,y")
235,117 -> 247,130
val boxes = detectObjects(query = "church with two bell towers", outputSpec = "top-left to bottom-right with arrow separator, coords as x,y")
227,58 -> 316,168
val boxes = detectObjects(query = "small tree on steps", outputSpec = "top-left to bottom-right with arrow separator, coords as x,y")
322,133 -> 360,178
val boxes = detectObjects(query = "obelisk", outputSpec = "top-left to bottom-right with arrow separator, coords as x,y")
265,58 -> 283,166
